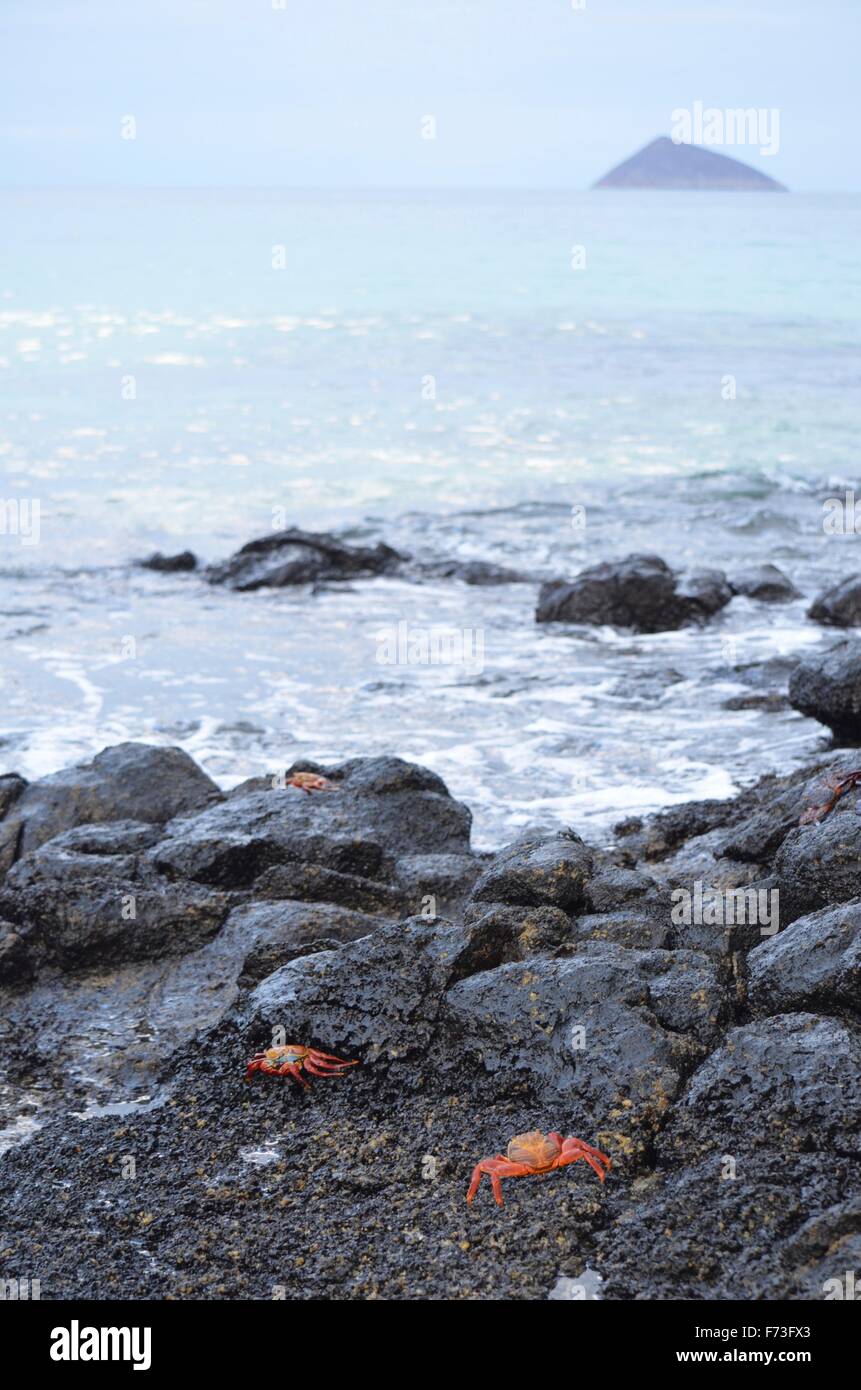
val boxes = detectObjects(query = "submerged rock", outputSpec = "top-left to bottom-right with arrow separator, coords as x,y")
536,553 -> 732,633
729,563 -> 799,603
207,527 -> 404,591
139,550 -> 197,573
413,558 -> 531,585
808,575 -> 861,627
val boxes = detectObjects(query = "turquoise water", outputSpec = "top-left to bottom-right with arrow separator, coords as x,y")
1,190 -> 859,843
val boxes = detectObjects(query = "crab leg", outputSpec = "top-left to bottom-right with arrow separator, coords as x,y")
562,1136 -> 611,1164
557,1144 -> 611,1182
304,1060 -> 349,1078
467,1159 -> 530,1207
277,1062 -> 310,1089
467,1161 -> 501,1205
564,1134 -> 612,1167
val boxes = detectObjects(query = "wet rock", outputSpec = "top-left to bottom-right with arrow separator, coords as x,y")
570,909 -> 672,950
467,831 -> 594,913
0,922 -> 34,985
139,550 -> 197,572
458,904 -> 575,966
718,787 -> 803,863
443,944 -> 724,1153
774,814 -> 861,921
617,760 -> 839,872
665,872 -> 780,960
207,528 -> 404,591
246,913 -> 723,1162
394,852 -> 483,917
222,900 -> 391,984
729,563 -> 799,603
0,897 -> 390,1119
788,640 -> 861,739
595,1154 -> 856,1300
246,917 -> 473,1062
808,575 -> 861,627
151,756 -> 472,889
722,691 -> 791,712
251,861 -> 404,916
665,1014 -> 861,1159
779,1197 -> 861,1299
0,773 -> 26,821
0,828 -> 231,970
747,900 -> 861,1016
614,797 -> 740,862
414,558 -> 530,585
536,554 -> 732,633
0,743 -> 222,878
586,863 -> 660,913
721,654 -> 799,710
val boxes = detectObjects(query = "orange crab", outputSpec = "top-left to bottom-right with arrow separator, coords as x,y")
286,772 -> 338,794
245,1045 -> 357,1090
466,1129 -> 611,1208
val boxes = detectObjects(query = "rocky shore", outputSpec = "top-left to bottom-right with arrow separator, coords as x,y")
0,708 -> 859,1298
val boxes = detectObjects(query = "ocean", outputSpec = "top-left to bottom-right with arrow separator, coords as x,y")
2,188 -> 860,846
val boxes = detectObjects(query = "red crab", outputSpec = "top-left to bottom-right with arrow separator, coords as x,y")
285,771 -> 338,794
800,768 -> 861,825
467,1129 -> 611,1208
245,1045 -> 357,1090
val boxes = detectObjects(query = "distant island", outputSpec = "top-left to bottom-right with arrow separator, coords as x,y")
594,136 -> 787,191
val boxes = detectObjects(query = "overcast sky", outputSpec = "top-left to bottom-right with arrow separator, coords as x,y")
2,0 -> 858,191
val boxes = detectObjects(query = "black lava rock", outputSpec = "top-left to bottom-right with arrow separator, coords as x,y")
808,575 -> 861,627
207,528 -> 404,591
788,640 -> 861,739
536,553 -> 732,633
729,563 -> 800,603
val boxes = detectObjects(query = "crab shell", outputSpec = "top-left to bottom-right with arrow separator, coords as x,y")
263,1046 -> 309,1066
506,1130 -> 561,1169
289,772 -> 336,791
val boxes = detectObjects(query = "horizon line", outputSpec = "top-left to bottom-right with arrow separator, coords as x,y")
2,182 -> 858,196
